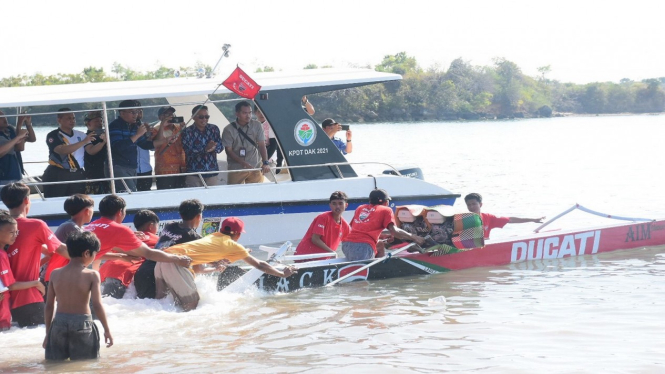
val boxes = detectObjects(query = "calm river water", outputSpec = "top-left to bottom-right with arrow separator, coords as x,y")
2,115 -> 664,373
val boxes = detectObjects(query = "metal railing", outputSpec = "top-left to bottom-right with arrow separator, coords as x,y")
5,161 -> 404,201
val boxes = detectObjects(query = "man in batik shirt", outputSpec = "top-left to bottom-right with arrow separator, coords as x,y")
181,105 -> 224,187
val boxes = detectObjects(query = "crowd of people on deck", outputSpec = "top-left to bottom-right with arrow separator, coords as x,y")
0,95 -> 355,193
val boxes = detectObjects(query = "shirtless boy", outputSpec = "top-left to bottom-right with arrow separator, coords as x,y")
44,231 -> 113,360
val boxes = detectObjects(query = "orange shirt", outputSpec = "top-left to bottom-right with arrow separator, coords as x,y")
154,125 -> 186,175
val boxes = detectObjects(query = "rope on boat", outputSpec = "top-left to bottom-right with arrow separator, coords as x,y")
534,204 -> 654,233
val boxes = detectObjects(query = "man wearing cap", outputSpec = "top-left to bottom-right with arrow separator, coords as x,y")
154,217 -> 297,312
83,111 -> 110,194
342,189 -> 425,261
181,105 -> 224,187
107,100 -> 153,192
322,118 -> 353,155
221,101 -> 271,185
152,106 -> 186,190
41,108 -> 96,197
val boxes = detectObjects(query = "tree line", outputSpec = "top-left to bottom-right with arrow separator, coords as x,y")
1,53 -> 664,125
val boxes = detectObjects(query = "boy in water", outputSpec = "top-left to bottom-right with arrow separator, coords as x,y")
44,231 -> 113,360
1,213 -> 46,331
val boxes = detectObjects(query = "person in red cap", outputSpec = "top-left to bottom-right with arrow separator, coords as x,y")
342,189 -> 425,261
154,217 -> 297,312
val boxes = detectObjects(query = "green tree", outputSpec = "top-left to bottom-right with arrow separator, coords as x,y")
375,52 -> 420,76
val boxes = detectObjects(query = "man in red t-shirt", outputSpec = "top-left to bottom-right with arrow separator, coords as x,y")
85,194 -> 191,278
464,193 -> 545,239
342,189 -> 425,261
1,183 -> 69,327
99,209 -> 160,299
294,191 -> 351,261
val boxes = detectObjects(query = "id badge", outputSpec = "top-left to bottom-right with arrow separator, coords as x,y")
239,147 -> 246,157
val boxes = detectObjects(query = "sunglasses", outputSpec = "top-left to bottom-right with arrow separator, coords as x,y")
197,115 -> 210,119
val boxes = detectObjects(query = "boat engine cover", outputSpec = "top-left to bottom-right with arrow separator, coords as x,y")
382,166 -> 424,180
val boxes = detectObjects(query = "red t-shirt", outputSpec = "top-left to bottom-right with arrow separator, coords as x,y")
7,217 -> 61,309
294,212 -> 350,259
99,232 -> 159,287
45,220 -> 84,282
344,204 -> 395,253
1,250 -> 16,329
481,213 -> 510,239
85,217 -> 144,259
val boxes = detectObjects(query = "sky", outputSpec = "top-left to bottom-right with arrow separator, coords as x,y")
2,0 -> 664,84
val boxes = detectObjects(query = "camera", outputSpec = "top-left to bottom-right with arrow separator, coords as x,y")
93,128 -> 105,136
169,116 -> 184,123
341,124 -> 350,131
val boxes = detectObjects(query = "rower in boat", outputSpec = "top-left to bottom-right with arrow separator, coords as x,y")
293,191 -> 351,262
464,193 -> 545,239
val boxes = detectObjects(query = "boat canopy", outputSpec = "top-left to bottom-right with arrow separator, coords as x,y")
0,68 -> 401,108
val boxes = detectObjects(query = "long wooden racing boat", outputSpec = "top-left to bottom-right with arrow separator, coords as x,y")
217,206 -> 665,293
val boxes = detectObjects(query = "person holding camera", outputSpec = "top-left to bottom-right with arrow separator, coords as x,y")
41,108 -> 95,197
82,111 -> 110,194
321,118 -> 353,155
107,100 -> 153,192
152,106 -> 187,190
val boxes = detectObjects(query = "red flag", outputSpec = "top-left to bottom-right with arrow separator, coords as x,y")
222,66 -> 262,99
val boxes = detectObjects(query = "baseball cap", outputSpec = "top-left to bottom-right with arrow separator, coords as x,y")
369,189 -> 391,204
158,106 -> 175,117
321,118 -> 339,128
221,217 -> 246,234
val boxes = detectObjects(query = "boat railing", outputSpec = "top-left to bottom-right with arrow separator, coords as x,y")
9,161 -> 404,201
534,204 -> 654,233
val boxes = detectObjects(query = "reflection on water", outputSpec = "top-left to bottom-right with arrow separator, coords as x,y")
4,116 -> 665,372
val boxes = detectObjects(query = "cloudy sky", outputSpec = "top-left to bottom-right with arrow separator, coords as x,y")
2,0 -> 663,84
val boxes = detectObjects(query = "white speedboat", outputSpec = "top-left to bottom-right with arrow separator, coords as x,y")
0,68 -> 458,246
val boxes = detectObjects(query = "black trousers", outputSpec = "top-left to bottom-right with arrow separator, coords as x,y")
41,165 -> 86,198
136,170 -> 153,191
11,302 -> 45,327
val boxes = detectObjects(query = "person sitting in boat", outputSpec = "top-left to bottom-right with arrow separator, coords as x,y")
41,108 -> 95,197
154,217 -> 297,312
321,118 -> 352,155
464,193 -> 545,240
0,110 -> 30,186
99,209 -> 160,299
82,111 -> 110,194
181,105 -> 224,187
152,106 -> 186,190
342,189 -> 425,261
107,100 -> 154,192
294,191 -> 351,262
134,199 -> 203,299
222,101 -> 271,185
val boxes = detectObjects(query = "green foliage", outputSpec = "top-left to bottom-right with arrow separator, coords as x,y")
2,54 -> 664,124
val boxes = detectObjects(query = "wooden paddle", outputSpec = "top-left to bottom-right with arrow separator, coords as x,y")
325,243 -> 415,287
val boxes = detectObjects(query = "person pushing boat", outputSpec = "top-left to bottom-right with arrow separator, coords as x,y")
464,193 -> 545,239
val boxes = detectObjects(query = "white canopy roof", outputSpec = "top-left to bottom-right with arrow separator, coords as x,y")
0,68 -> 401,108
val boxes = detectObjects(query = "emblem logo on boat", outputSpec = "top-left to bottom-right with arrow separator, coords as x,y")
294,119 -> 317,146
